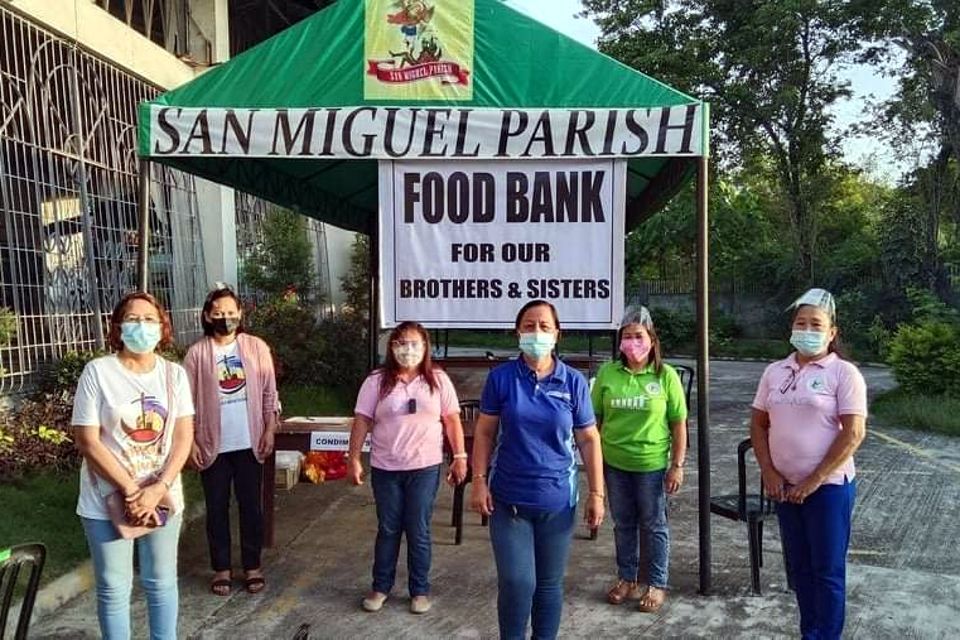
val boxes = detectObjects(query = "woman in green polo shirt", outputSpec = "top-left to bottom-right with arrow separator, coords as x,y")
590,306 -> 687,613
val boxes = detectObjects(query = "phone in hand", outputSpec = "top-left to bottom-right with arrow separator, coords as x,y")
155,505 -> 170,527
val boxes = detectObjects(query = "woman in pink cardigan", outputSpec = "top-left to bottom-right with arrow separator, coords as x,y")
184,286 -> 278,597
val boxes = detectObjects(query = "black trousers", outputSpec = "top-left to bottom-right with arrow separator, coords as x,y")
200,448 -> 264,572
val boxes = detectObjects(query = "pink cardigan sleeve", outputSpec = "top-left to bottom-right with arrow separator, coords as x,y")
257,337 -> 279,421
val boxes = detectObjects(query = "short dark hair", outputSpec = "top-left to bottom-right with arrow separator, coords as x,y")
201,287 -> 245,337
514,300 -> 561,331
107,292 -> 174,352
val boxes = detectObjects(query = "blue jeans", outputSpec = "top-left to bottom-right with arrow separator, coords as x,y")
82,514 -> 182,640
370,464 -> 441,596
489,500 -> 576,640
777,479 -> 856,640
604,464 -> 669,588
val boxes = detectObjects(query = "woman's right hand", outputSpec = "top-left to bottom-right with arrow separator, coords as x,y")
348,456 -> 364,486
188,444 -> 203,470
761,466 -> 786,501
469,479 -> 494,516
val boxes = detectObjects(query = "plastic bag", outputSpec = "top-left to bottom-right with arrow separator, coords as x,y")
302,451 -> 347,483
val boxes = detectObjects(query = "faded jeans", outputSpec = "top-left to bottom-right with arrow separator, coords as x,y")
82,514 -> 182,640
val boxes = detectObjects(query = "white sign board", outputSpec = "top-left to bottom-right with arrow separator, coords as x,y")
309,431 -> 370,452
378,159 -> 626,329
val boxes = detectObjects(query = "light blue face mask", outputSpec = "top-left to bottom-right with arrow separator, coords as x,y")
790,329 -> 828,357
518,332 -> 556,358
121,322 -> 162,354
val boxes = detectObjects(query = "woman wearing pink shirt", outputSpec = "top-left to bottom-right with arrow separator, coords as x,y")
347,321 -> 467,615
750,288 -> 867,640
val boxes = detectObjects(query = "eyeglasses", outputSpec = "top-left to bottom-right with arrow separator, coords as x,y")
779,369 -> 798,394
391,340 -> 423,349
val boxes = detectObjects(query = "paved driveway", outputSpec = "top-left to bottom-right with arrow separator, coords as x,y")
30,360 -> 960,639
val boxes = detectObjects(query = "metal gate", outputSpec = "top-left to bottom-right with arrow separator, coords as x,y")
0,5 -> 206,392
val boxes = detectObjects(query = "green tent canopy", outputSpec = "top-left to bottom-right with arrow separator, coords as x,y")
137,0 -> 708,234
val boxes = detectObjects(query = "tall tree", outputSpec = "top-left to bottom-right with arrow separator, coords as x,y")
581,0 -> 875,285
241,207 -> 319,301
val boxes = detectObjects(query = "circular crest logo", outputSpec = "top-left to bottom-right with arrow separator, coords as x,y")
645,382 -> 662,396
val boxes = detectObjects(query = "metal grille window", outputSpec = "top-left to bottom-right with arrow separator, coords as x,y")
0,6 -> 206,392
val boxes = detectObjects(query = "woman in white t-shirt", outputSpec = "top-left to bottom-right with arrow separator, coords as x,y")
183,286 -> 278,597
72,292 -> 195,640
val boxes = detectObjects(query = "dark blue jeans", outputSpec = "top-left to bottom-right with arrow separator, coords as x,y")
604,464 -> 669,587
370,464 -> 441,596
489,500 -> 576,640
777,479 -> 856,640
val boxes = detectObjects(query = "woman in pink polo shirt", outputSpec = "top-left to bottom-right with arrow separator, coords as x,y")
347,321 -> 467,615
750,288 -> 867,640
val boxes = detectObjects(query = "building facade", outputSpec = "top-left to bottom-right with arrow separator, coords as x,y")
0,0 -> 351,393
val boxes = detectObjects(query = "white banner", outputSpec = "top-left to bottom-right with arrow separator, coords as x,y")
378,159 -> 625,329
145,105 -> 704,159
310,431 -> 370,452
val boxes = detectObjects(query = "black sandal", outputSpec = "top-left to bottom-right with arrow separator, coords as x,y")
244,575 -> 266,594
210,578 -> 232,597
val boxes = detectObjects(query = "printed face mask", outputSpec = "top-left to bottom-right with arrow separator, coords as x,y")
790,329 -> 828,357
211,317 -> 241,336
519,332 -> 556,358
121,322 -> 162,354
620,336 -> 652,362
393,344 -> 425,368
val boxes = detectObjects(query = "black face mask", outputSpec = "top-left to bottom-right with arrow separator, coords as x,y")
211,317 -> 240,336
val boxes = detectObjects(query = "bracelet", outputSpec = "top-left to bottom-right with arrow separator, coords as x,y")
671,461 -> 686,469
452,453 -> 468,460
589,490 -> 605,499
473,473 -> 487,480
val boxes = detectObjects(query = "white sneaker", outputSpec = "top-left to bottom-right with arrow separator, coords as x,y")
409,595 -> 431,614
362,591 -> 388,612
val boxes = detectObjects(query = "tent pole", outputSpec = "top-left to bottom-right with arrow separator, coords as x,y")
136,159 -> 151,292
695,155 -> 712,595
368,224 -> 379,370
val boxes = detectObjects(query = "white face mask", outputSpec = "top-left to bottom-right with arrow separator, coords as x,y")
392,343 -> 425,368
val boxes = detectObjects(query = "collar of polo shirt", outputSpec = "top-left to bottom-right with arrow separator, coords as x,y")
515,354 -> 567,384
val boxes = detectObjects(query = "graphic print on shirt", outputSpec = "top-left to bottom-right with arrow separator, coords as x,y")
121,392 -> 168,444
117,392 -> 169,477
217,352 -> 247,404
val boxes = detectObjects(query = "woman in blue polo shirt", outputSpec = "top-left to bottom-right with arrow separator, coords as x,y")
470,299 -> 605,640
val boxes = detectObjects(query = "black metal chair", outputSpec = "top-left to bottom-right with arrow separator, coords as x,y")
0,543 -> 47,640
446,399 -> 488,545
709,438 -> 783,595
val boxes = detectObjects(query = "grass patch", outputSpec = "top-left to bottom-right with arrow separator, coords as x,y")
279,384 -> 354,417
0,472 -> 87,584
871,389 -> 960,436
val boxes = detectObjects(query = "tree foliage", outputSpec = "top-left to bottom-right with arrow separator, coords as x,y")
241,207 -> 319,301
581,0 -> 881,285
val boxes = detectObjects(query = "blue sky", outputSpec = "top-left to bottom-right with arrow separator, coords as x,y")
508,0 -> 908,183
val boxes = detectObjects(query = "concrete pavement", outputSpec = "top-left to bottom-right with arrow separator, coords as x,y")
28,360 -> 960,639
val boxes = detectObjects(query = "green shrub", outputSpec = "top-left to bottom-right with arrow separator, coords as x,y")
887,321 -> 960,396
0,397 -> 78,481
313,312 -> 369,395
0,307 -> 16,346
36,349 -> 107,398
649,306 -> 696,353
246,294 -> 322,386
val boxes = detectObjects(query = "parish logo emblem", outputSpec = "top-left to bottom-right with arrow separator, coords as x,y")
645,382 -> 662,396
365,0 -> 474,100
807,376 -> 826,393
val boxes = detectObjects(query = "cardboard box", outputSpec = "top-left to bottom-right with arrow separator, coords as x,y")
275,450 -> 303,490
